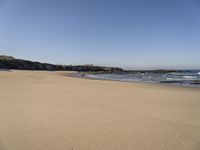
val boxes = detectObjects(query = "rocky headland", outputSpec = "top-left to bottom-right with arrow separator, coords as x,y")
1,55 -> 197,74
0,55 -> 124,73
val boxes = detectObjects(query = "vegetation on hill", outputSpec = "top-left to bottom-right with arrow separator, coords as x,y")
0,55 -> 124,73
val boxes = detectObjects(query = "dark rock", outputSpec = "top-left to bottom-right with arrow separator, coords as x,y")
0,63 -> 7,69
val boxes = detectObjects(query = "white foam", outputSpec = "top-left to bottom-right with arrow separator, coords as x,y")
166,78 -> 186,81
183,76 -> 197,79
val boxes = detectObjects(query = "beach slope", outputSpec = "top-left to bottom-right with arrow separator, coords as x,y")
0,70 -> 200,150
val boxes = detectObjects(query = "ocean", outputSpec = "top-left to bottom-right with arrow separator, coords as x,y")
84,70 -> 200,88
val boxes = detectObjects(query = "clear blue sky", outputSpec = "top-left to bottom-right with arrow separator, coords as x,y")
0,0 -> 200,69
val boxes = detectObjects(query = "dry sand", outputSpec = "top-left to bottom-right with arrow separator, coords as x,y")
0,70 -> 200,150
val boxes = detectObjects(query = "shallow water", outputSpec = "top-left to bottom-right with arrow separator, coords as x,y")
85,70 -> 200,88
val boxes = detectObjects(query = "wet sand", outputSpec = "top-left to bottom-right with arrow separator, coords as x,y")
0,70 -> 200,150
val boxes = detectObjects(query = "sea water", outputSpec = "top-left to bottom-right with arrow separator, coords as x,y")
85,70 -> 200,88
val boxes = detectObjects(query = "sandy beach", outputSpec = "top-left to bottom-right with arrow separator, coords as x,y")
0,70 -> 200,150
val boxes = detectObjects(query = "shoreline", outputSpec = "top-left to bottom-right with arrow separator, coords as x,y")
2,70 -> 200,90
66,72 -> 200,90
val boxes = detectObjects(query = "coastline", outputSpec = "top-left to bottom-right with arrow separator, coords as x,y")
0,70 -> 200,150
67,72 -> 200,90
